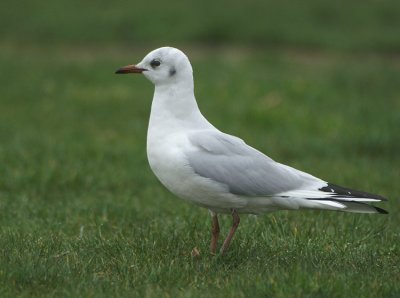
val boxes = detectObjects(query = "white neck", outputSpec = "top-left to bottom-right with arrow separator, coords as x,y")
148,78 -> 213,138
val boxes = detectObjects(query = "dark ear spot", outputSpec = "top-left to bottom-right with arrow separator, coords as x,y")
169,67 -> 176,77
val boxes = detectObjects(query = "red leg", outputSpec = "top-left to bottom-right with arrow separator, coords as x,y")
221,209 -> 240,254
210,212 -> 220,255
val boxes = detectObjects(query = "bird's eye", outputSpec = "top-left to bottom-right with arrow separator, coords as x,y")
150,59 -> 161,68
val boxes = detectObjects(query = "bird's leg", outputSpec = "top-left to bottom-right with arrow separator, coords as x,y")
221,209 -> 240,254
210,212 -> 220,255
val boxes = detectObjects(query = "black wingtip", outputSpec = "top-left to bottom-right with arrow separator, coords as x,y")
320,183 -> 388,201
375,206 -> 389,214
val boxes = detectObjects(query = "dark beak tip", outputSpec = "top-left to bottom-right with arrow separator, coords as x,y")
115,65 -> 147,74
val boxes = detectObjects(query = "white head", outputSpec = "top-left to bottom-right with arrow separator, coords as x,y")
116,47 -> 193,86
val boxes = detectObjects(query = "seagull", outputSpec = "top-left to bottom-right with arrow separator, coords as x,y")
116,47 -> 388,255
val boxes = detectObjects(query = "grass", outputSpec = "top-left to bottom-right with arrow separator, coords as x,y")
1,0 -> 400,297
1,0 -> 400,51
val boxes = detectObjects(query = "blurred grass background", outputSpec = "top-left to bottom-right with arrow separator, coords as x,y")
1,0 -> 400,51
0,0 -> 399,297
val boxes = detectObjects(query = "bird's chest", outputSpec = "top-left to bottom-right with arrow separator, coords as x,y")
146,132 -> 193,196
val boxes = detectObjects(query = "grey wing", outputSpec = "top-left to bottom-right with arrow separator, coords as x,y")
186,130 -> 320,196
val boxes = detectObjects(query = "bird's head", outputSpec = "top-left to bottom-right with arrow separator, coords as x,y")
116,47 -> 193,86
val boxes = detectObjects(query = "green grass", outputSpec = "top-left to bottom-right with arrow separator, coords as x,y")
1,0 -> 400,297
1,0 -> 400,51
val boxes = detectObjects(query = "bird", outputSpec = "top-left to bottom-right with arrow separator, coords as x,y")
115,47 -> 388,255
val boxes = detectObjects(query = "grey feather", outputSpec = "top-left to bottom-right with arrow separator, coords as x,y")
186,130 -> 320,196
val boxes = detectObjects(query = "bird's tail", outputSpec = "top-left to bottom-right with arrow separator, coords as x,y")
277,183 -> 388,214
310,199 -> 388,214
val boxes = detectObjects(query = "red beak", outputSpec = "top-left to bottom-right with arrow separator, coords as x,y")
115,64 -> 148,74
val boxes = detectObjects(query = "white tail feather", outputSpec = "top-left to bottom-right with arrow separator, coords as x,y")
277,189 -> 381,202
